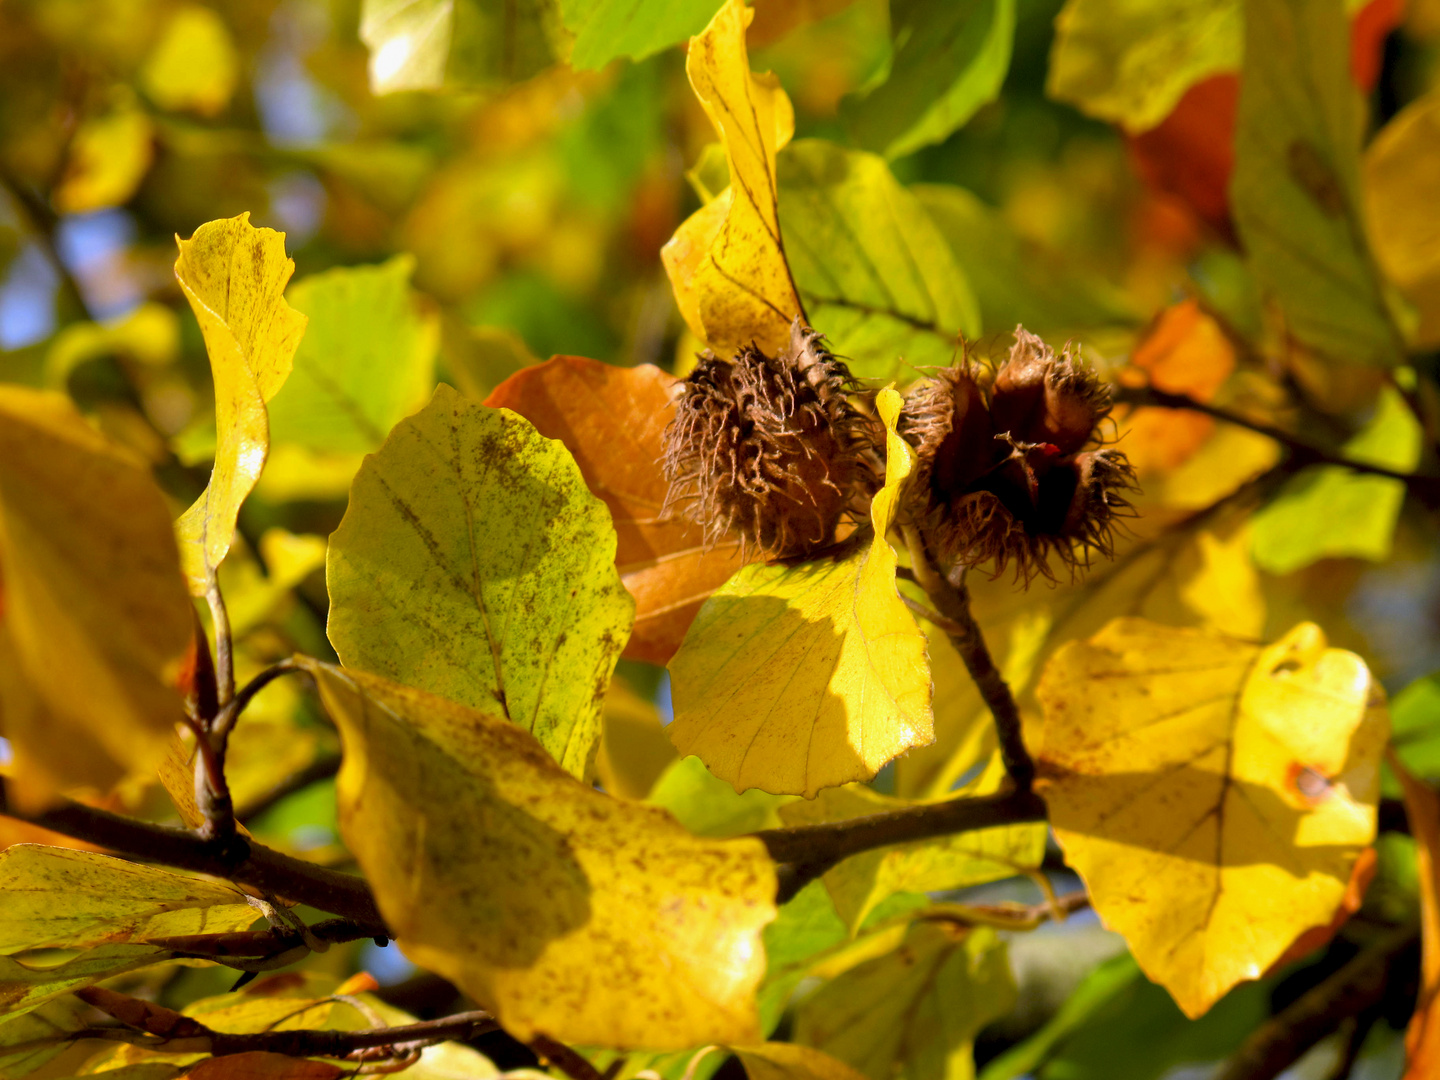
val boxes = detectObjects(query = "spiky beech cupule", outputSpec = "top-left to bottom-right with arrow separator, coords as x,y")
900,326 -> 1136,583
662,318 -> 881,558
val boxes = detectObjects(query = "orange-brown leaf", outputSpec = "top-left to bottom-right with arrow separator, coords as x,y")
185,1054 -> 346,1080
485,356 -> 749,664
1392,752 -> 1440,1078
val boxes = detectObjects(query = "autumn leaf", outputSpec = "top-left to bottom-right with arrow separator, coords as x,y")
140,5 -> 239,116
1231,0 -> 1401,367
0,995 -> 91,1077
300,658 -> 777,1049
792,921 -> 1014,1080
0,387 -> 192,808
0,846 -> 259,952
667,387 -> 933,797
1036,617 -> 1387,1017
778,788 -> 1046,933
1363,89 -> 1440,348
1391,754 -> 1440,1078
185,1053 -> 345,1080
485,355 -> 748,665
0,946 -> 179,1019
359,0 -> 452,94
53,97 -> 154,214
660,0 -> 805,357
173,214 -> 307,594
326,384 -> 634,778
734,1043 -> 871,1080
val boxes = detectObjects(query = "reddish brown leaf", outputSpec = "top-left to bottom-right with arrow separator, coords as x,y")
1392,752 -> 1440,1078
485,357 -> 749,664
185,1054 -> 346,1080
1264,845 -> 1377,973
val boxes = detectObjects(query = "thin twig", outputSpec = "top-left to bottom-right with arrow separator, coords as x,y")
1118,386 -> 1440,507
206,580 -> 236,709
236,753 -> 342,825
531,1035 -> 606,1080
902,524 -> 1036,792
899,592 -> 966,635
922,889 -> 1090,932
1215,923 -> 1418,1080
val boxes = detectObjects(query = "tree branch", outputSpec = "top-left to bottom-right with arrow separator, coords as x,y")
755,787 -> 1048,902
902,524 -> 1036,792
0,784 -> 388,936
1215,923 -> 1418,1080
1118,386 -> 1440,508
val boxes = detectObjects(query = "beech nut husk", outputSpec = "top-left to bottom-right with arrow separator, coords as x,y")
662,318 -> 882,559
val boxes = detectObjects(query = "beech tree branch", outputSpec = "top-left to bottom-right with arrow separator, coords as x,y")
1117,386 -> 1440,508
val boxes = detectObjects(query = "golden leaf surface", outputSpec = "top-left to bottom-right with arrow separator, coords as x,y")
660,0 -> 804,356
667,387 -> 933,797
485,356 -> 748,665
0,846 -> 258,953
1036,618 -> 1387,1018
173,214 -> 307,593
301,659 -> 776,1049
778,788 -> 1046,932
0,387 -> 192,808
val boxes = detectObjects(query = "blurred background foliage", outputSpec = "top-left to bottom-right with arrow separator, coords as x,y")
3,0 -> 1440,1077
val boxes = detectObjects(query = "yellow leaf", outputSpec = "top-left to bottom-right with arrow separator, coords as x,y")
792,921 -> 1013,1080
0,846 -> 259,952
667,387 -> 933,797
660,0 -> 804,356
53,101 -> 154,214
734,1043 -> 870,1080
1363,89 -> 1440,348
140,5 -> 239,116
595,679 -> 678,801
0,388 -> 192,808
173,215 -> 307,594
300,659 -> 777,1049
45,303 -> 180,388
0,946 -> 177,1019
1036,618 -> 1387,1018
778,788 -> 1046,932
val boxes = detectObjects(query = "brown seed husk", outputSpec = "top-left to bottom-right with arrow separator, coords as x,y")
662,318 -> 880,558
990,326 -> 1111,456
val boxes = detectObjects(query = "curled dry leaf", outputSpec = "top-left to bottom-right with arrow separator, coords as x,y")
667,387 -> 933,797
173,214 -> 307,593
1036,617 -> 1386,1018
301,658 -> 776,1049
661,0 -> 804,357
0,387 -> 192,808
485,356 -> 748,666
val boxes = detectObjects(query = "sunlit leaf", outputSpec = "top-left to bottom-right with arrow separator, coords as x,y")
140,5 -> 239,116
1363,89 -> 1440,348
778,788 -> 1046,932
485,356 -> 748,665
0,947 -> 177,1019
793,921 -> 1013,1080
777,141 -> 980,380
267,256 -> 438,455
1036,617 -> 1387,1017
1249,387 -> 1421,574
661,0 -> 805,357
667,387 -> 933,797
0,387 -> 192,808
301,658 -> 777,1049
0,847 -> 259,953
843,0 -> 1014,160
649,756 -> 793,837
1047,0 -> 1240,133
53,99 -> 154,214
173,214 -> 307,594
735,1043 -> 871,1080
1231,0 -> 1402,366
912,184 -> 1134,337
326,384 -> 634,777
360,0 -> 453,94
561,0 -> 723,68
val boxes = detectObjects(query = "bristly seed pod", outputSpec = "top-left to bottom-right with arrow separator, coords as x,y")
662,318 -> 881,558
902,325 -> 1136,583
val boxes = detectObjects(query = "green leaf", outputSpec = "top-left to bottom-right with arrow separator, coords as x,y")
758,881 -> 847,1034
666,387 -> 934,797
1046,0 -> 1239,132
1231,0 -> 1402,367
978,953 -> 1272,1080
912,183 -> 1136,336
648,756 -> 793,838
778,788 -> 1047,932
843,0 -> 1015,160
1250,388 -> 1421,573
266,256 -> 438,455
0,946 -> 176,1019
300,658 -> 777,1049
326,384 -> 635,778
561,0 -> 723,69
1382,670 -> 1440,798
794,922 -> 1014,1080
777,140 -> 979,381
0,995 -> 89,1076
0,847 -> 259,953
